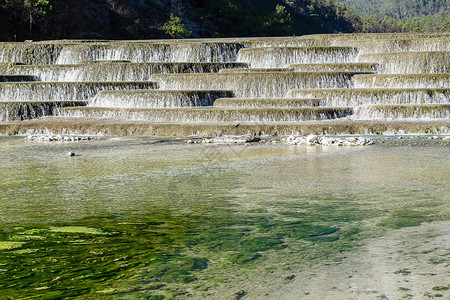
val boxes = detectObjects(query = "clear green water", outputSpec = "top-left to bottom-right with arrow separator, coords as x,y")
0,137 -> 448,299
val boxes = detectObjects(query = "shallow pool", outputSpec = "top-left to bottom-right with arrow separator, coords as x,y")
0,137 -> 448,299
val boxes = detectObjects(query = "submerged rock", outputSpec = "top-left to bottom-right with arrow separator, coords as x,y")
202,134 -> 261,144
285,134 -> 374,146
26,135 -> 95,142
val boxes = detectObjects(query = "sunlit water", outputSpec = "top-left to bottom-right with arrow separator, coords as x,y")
0,137 -> 448,298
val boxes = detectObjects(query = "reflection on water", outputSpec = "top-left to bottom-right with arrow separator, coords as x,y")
0,137 -> 448,298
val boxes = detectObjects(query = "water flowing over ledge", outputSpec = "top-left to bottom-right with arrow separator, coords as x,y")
55,42 -> 245,64
62,107 -> 354,122
288,88 -> 449,107
0,33 -> 448,136
0,101 -> 86,122
353,74 -> 450,88
0,82 -> 157,101
150,72 -> 357,98
358,52 -> 449,74
353,104 -> 450,120
0,62 -> 248,82
238,47 -> 359,68
89,90 -> 234,108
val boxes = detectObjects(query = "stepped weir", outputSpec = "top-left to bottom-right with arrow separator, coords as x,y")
0,34 -> 449,136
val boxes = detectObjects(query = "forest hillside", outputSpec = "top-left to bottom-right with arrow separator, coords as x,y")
0,0 -> 448,41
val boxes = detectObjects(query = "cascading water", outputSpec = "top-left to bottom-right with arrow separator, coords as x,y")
353,74 -> 450,89
0,43 -> 63,65
242,38 -> 315,48
219,68 -> 294,73
238,47 -> 359,68
358,52 -> 449,74
213,98 -> 327,108
353,104 -> 450,120
0,101 -> 86,122
0,62 -> 248,82
0,82 -> 157,101
0,33 -> 448,133
151,72 -> 357,98
288,89 -> 449,107
290,63 -> 379,73
55,42 -> 245,65
63,106 -> 353,122
89,90 -> 234,108
344,38 -> 450,54
304,33 -> 450,50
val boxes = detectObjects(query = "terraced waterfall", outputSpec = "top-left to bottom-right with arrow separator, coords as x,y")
0,33 -> 449,300
0,34 -> 449,135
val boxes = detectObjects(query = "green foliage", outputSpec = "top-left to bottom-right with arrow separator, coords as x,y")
262,5 -> 293,36
26,0 -> 52,17
0,0 -> 446,41
360,12 -> 450,33
432,286 -> 449,291
378,210 -> 431,229
126,19 -> 141,39
197,0 -> 360,36
332,0 -> 448,33
160,14 -> 192,39
336,0 -> 448,19
0,0 -> 53,38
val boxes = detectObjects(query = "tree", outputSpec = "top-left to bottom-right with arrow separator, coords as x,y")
160,14 -> 192,38
24,0 -> 52,31
263,5 -> 293,36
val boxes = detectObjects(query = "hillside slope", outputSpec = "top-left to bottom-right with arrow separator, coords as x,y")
0,0 -> 359,41
337,0 -> 448,19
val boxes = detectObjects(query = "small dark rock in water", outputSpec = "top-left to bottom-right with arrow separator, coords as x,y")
286,274 -> 296,281
235,290 -> 247,300
67,151 -> 75,156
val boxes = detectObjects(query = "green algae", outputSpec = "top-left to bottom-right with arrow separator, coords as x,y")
48,226 -> 108,235
0,241 -> 26,250
378,210 -> 434,229
0,138 -> 448,298
0,181 -> 367,298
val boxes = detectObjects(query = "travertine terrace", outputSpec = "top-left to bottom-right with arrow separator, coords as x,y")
0,33 -> 448,136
